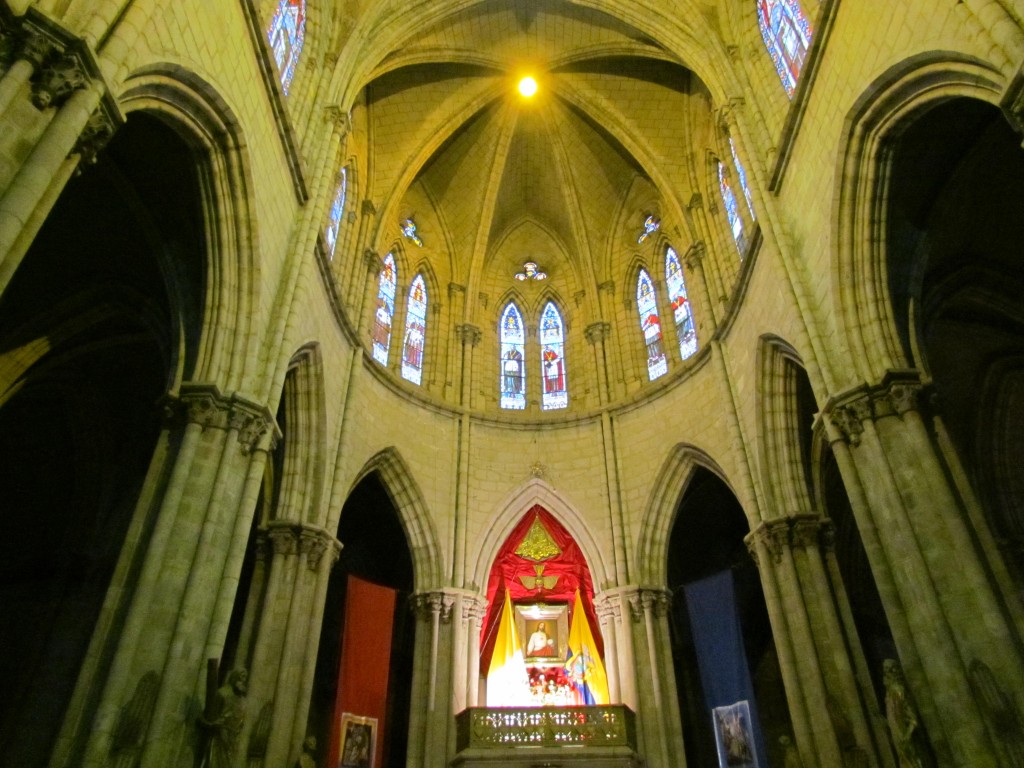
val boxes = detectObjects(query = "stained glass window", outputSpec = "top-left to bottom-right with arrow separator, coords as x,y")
719,162 -> 747,254
325,168 -> 346,259
401,275 -> 427,385
757,0 -> 812,97
637,269 -> 667,381
539,302 -> 567,410
666,247 -> 698,361
371,253 -> 397,366
500,303 -> 526,410
729,137 -> 756,222
267,0 -> 306,95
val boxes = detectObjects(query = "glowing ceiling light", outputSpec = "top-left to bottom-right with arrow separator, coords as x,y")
518,76 -> 538,98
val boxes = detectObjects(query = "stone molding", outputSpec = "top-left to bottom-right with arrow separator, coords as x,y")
165,384 -> 280,454
821,370 -> 924,446
456,323 -> 482,346
1,10 -> 124,161
683,240 -> 706,271
584,321 -> 611,345
412,591 -> 456,623
323,105 -> 350,134
745,514 -> 834,566
261,521 -> 342,571
363,248 -> 382,274
460,594 -> 488,623
627,588 -> 670,622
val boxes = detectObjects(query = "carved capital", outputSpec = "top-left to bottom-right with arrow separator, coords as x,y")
584,321 -> 611,345
790,515 -> 824,549
687,192 -> 703,211
31,49 -> 87,109
72,105 -> 119,166
746,519 -> 788,565
413,591 -> 455,622
456,323 -> 481,346
598,280 -> 615,294
361,199 -> 377,217
448,282 -> 466,299
683,240 -> 706,271
323,105 -> 350,134
461,595 -> 488,623
628,588 -> 669,621
267,525 -> 299,555
824,391 -> 871,446
363,248 -> 382,274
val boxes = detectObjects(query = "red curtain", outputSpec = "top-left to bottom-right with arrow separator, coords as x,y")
480,505 -> 602,673
329,576 -> 396,768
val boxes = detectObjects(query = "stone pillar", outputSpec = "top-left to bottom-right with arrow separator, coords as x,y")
243,522 -> 341,768
455,323 -> 480,409
682,241 -> 718,337
0,13 -> 122,294
627,588 -> 682,768
585,321 -> 611,406
746,515 -> 886,768
593,592 -> 620,703
409,590 -> 456,768
357,248 -> 383,338
76,384 -> 277,768
463,596 -> 487,709
821,370 -> 1024,767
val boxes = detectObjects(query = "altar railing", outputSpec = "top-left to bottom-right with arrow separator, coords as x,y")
455,705 -> 637,750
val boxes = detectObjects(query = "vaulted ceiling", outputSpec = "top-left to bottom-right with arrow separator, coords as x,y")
359,0 -> 715,314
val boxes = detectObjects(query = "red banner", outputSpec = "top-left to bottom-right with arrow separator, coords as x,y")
329,576 -> 396,768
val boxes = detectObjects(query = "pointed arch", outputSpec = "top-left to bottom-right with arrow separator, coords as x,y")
470,477 -> 610,593
499,301 -> 526,410
833,53 -> 1005,384
636,266 -> 668,380
539,301 -> 568,410
346,448 -> 444,591
756,335 -> 815,519
636,445 -> 737,585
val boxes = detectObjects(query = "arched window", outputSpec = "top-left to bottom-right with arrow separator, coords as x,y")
636,269 -> 667,381
401,275 -> 427,385
539,302 -> 568,410
757,0 -> 812,97
719,162 -> 747,254
500,303 -> 526,410
371,253 -> 396,366
665,247 -> 698,361
267,0 -> 306,95
325,167 -> 346,258
729,137 -> 756,222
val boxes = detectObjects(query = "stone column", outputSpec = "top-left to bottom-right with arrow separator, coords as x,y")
746,516 -> 884,768
593,593 -> 620,703
356,248 -> 383,339
77,384 -> 277,768
244,522 -> 341,768
409,590 -> 456,768
627,588 -> 679,768
821,370 -> 1024,767
462,596 -> 487,709
455,322 -> 480,409
682,241 -> 718,337
585,321 -> 611,406
0,16 -> 122,294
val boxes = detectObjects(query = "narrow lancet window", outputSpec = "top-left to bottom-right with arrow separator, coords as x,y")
539,302 -> 568,410
500,304 -> 527,410
719,162 -> 747,254
371,253 -> 397,366
325,168 -> 347,258
729,137 -> 756,222
267,0 -> 306,94
637,269 -> 667,381
666,247 -> 698,360
757,0 -> 812,97
401,275 -> 427,384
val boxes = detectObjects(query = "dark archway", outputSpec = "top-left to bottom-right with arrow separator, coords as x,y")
886,98 -> 1024,583
0,112 -> 206,766
666,468 -> 789,768
310,473 -> 415,768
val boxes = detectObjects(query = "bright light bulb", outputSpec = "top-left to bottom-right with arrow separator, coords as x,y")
518,76 -> 538,98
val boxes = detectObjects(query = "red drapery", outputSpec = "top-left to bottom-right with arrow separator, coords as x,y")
480,505 -> 602,673
329,576 -> 396,768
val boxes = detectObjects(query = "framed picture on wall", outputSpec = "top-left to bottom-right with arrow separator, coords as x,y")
338,713 -> 377,768
712,700 -> 758,768
515,603 -> 569,662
